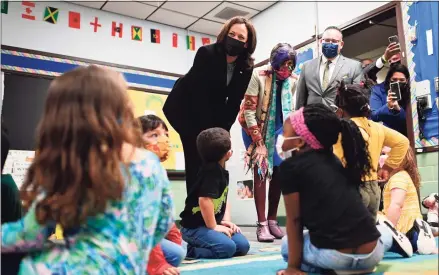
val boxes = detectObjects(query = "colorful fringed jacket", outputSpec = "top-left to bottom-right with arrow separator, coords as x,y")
238,65 -> 297,178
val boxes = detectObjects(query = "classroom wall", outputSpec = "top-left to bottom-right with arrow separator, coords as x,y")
251,1 -> 388,63
1,1 -> 215,75
417,152 -> 439,213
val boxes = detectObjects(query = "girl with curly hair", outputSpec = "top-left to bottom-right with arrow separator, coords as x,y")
277,104 -> 412,275
1,66 -> 174,274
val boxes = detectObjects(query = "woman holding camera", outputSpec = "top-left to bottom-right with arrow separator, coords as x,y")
370,63 -> 410,136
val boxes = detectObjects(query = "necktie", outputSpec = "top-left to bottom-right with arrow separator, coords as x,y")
322,60 -> 331,90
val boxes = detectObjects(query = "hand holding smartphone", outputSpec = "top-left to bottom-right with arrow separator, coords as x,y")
388,35 -> 399,44
389,82 -> 402,101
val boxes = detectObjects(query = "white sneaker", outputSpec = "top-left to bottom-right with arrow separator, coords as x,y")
377,215 -> 413,258
413,218 -> 437,255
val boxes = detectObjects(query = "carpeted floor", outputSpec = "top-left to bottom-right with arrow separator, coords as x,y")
180,228 -> 438,275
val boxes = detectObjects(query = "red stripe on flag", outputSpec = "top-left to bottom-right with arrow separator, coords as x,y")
112,22 -> 123,38
172,33 -> 178,48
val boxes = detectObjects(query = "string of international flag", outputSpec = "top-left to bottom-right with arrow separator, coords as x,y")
1,1 -> 212,51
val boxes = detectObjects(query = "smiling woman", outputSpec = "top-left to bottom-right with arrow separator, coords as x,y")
163,16 -> 257,193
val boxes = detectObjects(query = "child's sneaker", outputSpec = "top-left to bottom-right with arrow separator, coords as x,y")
412,218 -> 436,255
377,215 -> 413,258
422,193 -> 438,229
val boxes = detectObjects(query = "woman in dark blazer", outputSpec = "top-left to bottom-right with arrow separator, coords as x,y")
163,16 -> 257,192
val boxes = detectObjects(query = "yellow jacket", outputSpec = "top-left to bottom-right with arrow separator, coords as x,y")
334,117 -> 409,181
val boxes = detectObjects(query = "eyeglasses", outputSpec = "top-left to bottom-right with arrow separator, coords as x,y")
322,38 -> 341,44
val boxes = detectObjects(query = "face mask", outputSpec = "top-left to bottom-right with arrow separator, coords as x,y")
276,135 -> 301,160
145,135 -> 171,162
398,82 -> 408,91
322,43 -> 339,59
224,36 -> 246,57
275,66 -> 292,80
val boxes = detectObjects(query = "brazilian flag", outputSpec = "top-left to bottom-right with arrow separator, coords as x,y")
44,6 -> 59,24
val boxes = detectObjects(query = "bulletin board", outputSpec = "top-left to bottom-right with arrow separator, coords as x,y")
128,89 -> 184,172
401,1 -> 439,148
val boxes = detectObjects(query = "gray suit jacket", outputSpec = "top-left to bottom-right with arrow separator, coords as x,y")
295,55 -> 363,109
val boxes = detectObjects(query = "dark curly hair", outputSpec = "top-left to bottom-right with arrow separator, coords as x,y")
197,127 -> 231,163
303,104 -> 372,187
335,81 -> 372,118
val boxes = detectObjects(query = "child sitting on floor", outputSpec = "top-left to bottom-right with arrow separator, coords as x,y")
333,81 -> 409,221
179,127 -> 250,259
277,104 -> 412,275
1,66 -> 174,274
382,147 -> 437,255
138,115 -> 187,275
422,193 -> 439,235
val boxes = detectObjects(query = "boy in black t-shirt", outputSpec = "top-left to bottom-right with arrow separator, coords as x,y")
180,128 -> 250,259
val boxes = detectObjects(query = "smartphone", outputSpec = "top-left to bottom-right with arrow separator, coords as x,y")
390,82 -> 402,101
388,35 -> 399,44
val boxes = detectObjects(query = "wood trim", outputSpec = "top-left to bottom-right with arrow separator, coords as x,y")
2,69 -> 171,96
415,145 -> 439,154
394,2 -> 417,159
255,2 -> 398,67
1,45 -> 184,78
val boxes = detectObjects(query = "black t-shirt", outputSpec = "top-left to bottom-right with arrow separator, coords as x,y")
180,163 -> 229,229
279,150 -> 380,249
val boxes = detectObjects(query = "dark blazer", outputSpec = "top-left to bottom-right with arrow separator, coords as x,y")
163,43 -> 253,136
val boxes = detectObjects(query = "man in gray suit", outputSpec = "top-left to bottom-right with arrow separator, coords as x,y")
296,26 -> 363,110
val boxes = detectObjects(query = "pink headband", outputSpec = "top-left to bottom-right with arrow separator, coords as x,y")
289,108 -> 324,150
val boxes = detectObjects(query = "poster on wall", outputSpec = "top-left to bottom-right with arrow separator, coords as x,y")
236,180 -> 254,200
127,89 -> 184,171
3,150 -> 35,190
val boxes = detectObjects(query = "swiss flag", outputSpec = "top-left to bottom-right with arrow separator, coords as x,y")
69,11 -> 80,29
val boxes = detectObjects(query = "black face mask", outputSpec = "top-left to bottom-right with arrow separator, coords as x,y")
390,61 -> 401,67
399,82 -> 408,91
224,36 -> 246,57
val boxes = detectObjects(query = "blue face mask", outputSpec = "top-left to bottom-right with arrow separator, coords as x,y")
322,43 -> 339,59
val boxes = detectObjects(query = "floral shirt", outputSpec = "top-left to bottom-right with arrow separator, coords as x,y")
1,150 -> 174,275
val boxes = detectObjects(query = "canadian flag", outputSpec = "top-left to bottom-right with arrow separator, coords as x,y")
22,1 -> 35,20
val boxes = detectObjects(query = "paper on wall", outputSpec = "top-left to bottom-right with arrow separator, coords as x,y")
426,29 -> 433,56
175,152 -> 185,171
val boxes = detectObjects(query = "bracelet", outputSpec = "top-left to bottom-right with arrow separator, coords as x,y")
381,55 -> 388,64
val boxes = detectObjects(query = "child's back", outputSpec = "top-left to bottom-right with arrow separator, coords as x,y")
2,146 -> 172,275
334,117 -> 409,181
1,66 -> 173,274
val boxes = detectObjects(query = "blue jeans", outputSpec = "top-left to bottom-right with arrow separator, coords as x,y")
160,239 -> 187,267
181,227 -> 250,259
281,225 -> 393,273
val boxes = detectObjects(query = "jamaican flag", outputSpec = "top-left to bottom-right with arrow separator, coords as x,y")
44,6 -> 59,24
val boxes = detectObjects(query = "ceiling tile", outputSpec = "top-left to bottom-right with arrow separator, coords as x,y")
139,1 -> 164,8
71,1 -> 104,9
203,2 -> 259,23
188,19 -> 223,36
103,1 -> 157,19
148,8 -> 198,29
229,1 -> 277,11
162,1 -> 221,17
